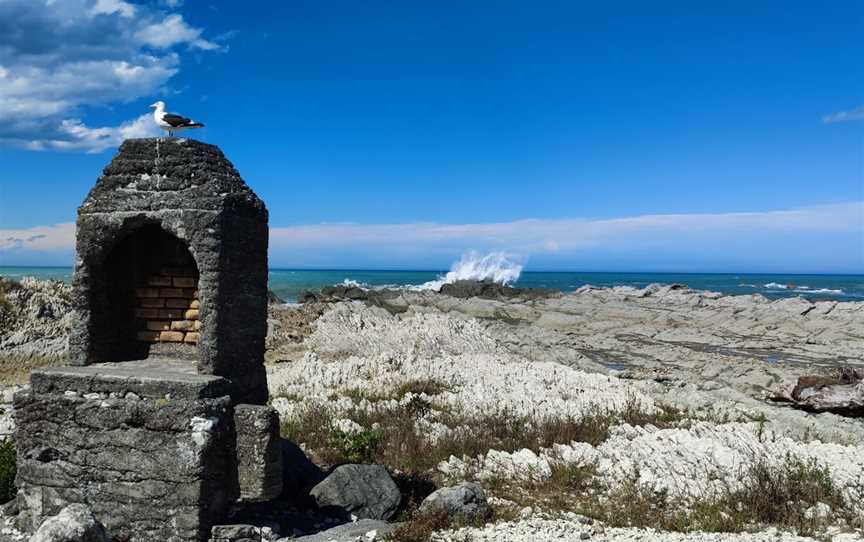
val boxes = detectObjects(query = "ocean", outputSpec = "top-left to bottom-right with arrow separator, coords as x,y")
1,266 -> 862,303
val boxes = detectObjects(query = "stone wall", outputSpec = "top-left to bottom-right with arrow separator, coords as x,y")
14,365 -> 239,542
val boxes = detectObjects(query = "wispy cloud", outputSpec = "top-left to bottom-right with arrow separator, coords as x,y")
0,223 -> 76,253
822,105 -> 864,124
268,202 -> 863,252
3,203 -> 861,272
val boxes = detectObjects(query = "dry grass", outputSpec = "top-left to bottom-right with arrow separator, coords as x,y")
280,388 -> 684,475
0,354 -> 62,385
383,508 -> 453,542
492,454 -> 858,537
280,380 -> 861,538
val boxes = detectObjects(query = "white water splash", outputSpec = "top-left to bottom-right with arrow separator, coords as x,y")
418,251 -> 523,291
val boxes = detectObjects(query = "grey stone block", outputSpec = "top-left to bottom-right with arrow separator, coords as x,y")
31,362 -> 231,400
29,504 -> 109,542
418,482 -> 491,522
234,405 -> 282,502
211,524 -> 259,539
14,388 -> 238,541
309,464 -> 401,521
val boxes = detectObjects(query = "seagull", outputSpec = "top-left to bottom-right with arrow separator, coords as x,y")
149,101 -> 205,137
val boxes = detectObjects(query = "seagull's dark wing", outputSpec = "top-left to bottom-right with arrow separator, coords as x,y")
163,113 -> 194,127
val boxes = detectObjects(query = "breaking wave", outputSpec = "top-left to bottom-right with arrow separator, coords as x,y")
764,282 -> 789,289
417,251 -> 523,291
759,282 -> 844,295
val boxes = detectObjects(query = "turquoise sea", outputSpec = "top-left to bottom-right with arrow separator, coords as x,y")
1,266 -> 863,303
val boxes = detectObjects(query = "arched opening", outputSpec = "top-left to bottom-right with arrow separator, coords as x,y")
102,223 -> 201,361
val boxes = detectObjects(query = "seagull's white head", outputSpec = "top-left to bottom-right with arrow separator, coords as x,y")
149,101 -> 165,110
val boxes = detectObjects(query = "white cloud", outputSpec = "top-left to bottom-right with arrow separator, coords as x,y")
0,0 -> 225,152
90,0 -> 136,17
25,113 -> 162,153
823,105 -> 864,124
135,14 -> 220,51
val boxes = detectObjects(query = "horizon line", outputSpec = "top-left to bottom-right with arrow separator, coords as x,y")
1,264 -> 862,277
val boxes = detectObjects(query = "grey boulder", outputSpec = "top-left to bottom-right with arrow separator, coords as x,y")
30,504 -> 109,542
289,519 -> 393,542
309,464 -> 401,520
419,482 -> 491,522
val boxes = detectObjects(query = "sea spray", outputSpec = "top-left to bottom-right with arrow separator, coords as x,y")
418,251 -> 524,291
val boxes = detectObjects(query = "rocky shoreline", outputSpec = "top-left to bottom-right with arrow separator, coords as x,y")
0,276 -> 862,541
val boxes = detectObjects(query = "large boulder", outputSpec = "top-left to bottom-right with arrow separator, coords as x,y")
438,280 -> 555,300
30,504 -> 109,542
781,368 -> 864,417
309,464 -> 401,521
292,519 -> 393,542
418,482 -> 491,522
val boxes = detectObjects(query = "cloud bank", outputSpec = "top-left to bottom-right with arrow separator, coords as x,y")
0,0 -> 224,152
2,202 -> 862,272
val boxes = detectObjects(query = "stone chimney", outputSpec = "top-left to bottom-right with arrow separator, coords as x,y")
68,138 -> 269,405
13,139 -> 282,541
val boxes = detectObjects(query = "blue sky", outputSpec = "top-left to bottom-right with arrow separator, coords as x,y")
0,0 -> 862,272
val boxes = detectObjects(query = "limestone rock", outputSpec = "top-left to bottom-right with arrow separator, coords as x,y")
209,523 -> 279,541
309,465 -> 400,521
0,277 -> 72,360
419,482 -> 491,522
438,280 -> 556,300
781,368 -> 864,417
29,504 -> 109,542
288,519 -> 392,542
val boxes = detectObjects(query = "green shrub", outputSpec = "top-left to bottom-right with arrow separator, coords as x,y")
329,426 -> 383,464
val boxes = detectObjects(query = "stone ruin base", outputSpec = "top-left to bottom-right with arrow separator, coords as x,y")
13,361 -> 282,542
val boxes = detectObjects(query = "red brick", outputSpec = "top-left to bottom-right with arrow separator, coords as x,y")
159,288 -> 184,298
166,298 -> 192,308
158,309 -> 183,319
139,298 -> 165,308
173,277 -> 196,288
135,288 -> 159,298
160,331 -> 185,342
170,320 -> 195,331
147,276 -> 172,286
135,308 -> 159,319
